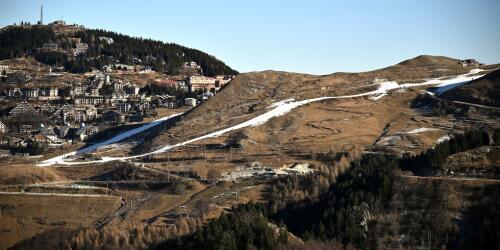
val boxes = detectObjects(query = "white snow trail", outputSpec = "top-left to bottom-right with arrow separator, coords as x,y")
38,69 -> 484,166
38,113 -> 182,166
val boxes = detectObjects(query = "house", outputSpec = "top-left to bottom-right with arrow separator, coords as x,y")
215,75 -> 234,89
102,110 -> 126,125
157,95 -> 178,108
6,71 -> 31,84
56,125 -> 70,138
75,124 -> 99,141
188,76 -> 216,92
116,102 -> 131,113
114,64 -> 135,71
9,101 -> 36,117
459,59 -> 480,67
183,61 -> 201,70
184,98 -> 197,107
35,126 -> 63,147
0,120 -> 8,133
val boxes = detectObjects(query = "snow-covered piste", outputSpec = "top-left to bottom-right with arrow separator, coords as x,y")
38,69 -> 485,166
38,113 -> 182,166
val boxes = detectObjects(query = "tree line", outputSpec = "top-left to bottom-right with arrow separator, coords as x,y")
153,129 -> 499,249
0,25 -> 238,75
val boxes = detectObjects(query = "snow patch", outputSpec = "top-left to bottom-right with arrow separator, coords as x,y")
406,127 -> 438,134
437,135 -> 451,143
39,69 -> 485,166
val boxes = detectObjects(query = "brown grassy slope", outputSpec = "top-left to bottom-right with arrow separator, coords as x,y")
440,69 -> 500,107
0,165 -> 62,185
146,55 -> 474,154
0,194 -> 121,250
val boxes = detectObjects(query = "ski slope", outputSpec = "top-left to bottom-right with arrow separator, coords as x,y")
38,113 -> 182,166
38,69 -> 484,166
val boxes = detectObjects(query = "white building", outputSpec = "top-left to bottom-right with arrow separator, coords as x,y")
116,102 -> 131,113
184,98 -> 197,107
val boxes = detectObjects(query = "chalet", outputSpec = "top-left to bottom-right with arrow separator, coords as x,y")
102,110 -> 126,125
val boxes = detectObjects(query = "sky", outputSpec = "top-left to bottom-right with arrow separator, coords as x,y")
1,0 -> 500,75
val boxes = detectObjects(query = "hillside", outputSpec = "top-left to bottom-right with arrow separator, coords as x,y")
440,69 -> 500,107
139,55 -> 485,157
3,54 -> 500,249
0,22 -> 238,76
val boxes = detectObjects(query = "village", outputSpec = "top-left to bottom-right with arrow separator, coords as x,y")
0,56 -> 234,157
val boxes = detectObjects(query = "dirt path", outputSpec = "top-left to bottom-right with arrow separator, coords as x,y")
399,174 -> 500,183
425,91 -> 500,111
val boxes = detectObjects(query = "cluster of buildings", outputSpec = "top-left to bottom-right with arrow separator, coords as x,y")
0,61 -> 234,155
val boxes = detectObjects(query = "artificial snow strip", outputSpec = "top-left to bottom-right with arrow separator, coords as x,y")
38,69 -> 484,166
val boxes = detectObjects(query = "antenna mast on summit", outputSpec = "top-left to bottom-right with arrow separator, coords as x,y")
40,5 -> 43,25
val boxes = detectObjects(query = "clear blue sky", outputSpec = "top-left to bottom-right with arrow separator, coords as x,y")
1,0 -> 500,74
